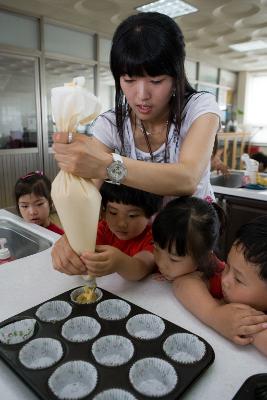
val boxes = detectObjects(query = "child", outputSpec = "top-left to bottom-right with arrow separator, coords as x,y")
152,196 -> 225,281
15,171 -> 64,235
52,182 -> 162,280
172,215 -> 267,356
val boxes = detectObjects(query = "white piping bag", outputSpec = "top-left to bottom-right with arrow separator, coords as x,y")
51,77 -> 102,287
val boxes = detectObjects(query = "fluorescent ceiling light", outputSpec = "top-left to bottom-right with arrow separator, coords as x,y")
136,0 -> 198,18
229,40 -> 267,52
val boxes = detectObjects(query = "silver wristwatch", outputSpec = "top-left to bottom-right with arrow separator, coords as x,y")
106,153 -> 127,185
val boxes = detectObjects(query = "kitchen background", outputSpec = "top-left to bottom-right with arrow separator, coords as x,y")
0,0 -> 267,209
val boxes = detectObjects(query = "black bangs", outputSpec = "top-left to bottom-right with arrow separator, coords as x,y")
110,15 -> 182,80
152,207 -> 189,256
100,182 -> 162,218
112,35 -> 176,79
117,54 -> 175,79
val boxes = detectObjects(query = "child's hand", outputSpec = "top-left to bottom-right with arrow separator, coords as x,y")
152,272 -> 170,282
213,303 -> 267,345
52,234 -> 87,275
81,245 -> 124,277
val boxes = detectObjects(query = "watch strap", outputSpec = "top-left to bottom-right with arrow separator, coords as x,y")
112,153 -> 123,163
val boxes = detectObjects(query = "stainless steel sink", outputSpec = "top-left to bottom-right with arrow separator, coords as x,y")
0,219 -> 53,260
210,172 -> 244,188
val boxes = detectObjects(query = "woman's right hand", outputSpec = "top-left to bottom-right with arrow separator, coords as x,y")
51,234 -> 87,275
52,132 -> 112,180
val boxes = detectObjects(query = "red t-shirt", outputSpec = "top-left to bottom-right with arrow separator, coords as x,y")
96,220 -> 153,256
209,258 -> 225,299
46,223 -> 64,235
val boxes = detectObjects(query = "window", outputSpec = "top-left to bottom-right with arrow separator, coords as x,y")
0,11 -> 38,50
0,54 -> 38,149
44,24 -> 94,60
245,74 -> 267,127
98,66 -> 115,112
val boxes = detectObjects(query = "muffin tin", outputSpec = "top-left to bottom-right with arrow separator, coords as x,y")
0,287 -> 215,399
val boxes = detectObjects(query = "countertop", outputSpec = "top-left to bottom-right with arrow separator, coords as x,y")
0,211 -> 266,399
212,184 -> 267,200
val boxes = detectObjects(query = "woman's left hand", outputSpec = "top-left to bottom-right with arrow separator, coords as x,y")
52,132 -> 111,179
52,234 -> 87,275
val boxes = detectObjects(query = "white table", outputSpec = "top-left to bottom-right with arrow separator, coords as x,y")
0,212 -> 266,399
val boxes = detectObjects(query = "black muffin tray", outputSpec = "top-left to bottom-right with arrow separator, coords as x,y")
0,287 -> 215,399
232,374 -> 267,400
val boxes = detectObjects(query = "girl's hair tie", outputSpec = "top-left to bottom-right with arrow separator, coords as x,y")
20,171 -> 44,180
204,195 -> 213,204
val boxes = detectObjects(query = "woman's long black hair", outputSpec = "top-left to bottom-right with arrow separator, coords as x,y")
110,12 -> 197,153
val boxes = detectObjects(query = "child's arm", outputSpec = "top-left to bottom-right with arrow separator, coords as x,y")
81,245 -> 155,281
252,329 -> 267,356
173,272 -> 267,345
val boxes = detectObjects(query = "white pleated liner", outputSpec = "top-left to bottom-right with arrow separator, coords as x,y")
70,287 -> 103,305
93,388 -> 137,400
36,301 -> 72,322
19,338 -> 63,369
92,335 -> 134,367
61,316 -> 101,342
126,313 -> 165,340
129,357 -> 178,397
163,333 -> 206,364
96,299 -> 131,321
0,318 -> 36,345
48,360 -> 98,400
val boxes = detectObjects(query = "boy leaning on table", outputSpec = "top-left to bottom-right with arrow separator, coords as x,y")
173,215 -> 267,356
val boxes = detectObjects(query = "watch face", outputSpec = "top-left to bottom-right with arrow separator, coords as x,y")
107,161 -> 127,183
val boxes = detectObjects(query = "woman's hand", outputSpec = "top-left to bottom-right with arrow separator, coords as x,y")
52,132 -> 112,180
51,234 -> 87,275
81,245 -> 124,277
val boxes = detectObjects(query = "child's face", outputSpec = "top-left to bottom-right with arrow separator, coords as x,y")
222,244 -> 267,311
105,201 -> 149,241
153,243 -> 197,281
18,193 -> 50,227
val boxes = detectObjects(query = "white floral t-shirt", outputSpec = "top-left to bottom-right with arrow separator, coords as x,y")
90,92 -> 221,201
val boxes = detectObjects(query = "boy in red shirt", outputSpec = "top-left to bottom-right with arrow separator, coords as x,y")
173,215 -> 267,357
52,183 -> 162,280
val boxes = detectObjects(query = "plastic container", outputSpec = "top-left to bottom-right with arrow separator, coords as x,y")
241,154 -> 259,184
0,238 -> 14,265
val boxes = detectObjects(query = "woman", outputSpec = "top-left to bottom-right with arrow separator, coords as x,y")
52,12 -> 221,274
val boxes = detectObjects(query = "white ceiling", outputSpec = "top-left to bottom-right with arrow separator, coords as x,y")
1,0 -> 267,72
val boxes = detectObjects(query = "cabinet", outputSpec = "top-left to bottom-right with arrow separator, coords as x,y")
215,193 -> 267,259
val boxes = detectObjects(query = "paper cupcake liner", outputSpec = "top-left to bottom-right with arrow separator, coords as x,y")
0,318 -> 36,345
126,314 -> 165,340
93,389 -> 137,400
70,287 -> 103,305
96,299 -> 131,321
92,335 -> 134,367
129,357 -> 178,397
61,316 -> 101,343
48,360 -> 98,400
36,301 -> 72,323
163,333 -> 206,364
19,338 -> 63,369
